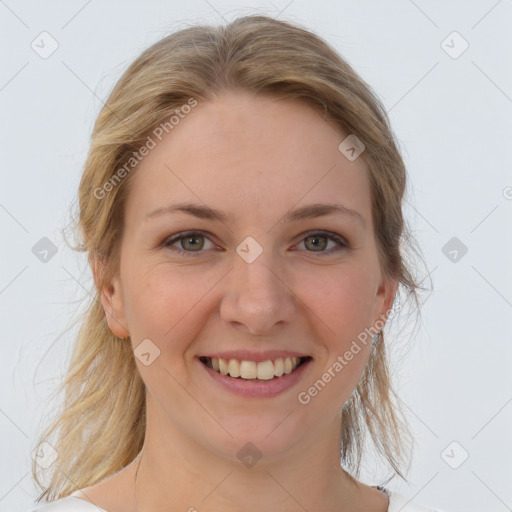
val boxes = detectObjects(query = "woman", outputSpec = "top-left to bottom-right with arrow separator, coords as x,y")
30,14 -> 444,512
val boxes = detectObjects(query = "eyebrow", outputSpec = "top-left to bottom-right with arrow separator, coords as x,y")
145,202 -> 365,228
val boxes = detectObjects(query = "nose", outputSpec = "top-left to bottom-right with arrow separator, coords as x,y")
219,243 -> 296,336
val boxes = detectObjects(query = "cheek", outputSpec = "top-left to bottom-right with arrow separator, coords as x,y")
121,263 -> 219,402
297,262 -> 377,400
122,261 -> 216,353
299,262 -> 377,342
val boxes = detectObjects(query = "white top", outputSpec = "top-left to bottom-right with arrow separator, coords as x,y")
29,490 -> 445,511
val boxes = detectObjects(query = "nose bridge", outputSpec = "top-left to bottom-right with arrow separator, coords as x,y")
234,235 -> 284,304
220,235 -> 295,334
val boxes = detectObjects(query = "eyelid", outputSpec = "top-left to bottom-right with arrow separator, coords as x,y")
161,229 -> 349,257
161,230 -> 219,257
294,230 -> 349,252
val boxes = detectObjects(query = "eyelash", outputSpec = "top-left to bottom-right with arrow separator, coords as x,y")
161,230 -> 349,257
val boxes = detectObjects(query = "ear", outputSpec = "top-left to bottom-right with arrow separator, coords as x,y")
373,273 -> 399,329
91,256 -> 130,338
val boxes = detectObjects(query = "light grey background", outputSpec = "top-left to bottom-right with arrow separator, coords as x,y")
1,1 -> 511,511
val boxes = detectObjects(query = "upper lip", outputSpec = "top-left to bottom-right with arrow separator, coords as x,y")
199,350 -> 311,363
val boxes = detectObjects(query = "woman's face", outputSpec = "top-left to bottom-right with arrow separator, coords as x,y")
100,89 -> 396,463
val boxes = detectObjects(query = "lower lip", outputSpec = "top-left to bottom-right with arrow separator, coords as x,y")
197,357 -> 313,398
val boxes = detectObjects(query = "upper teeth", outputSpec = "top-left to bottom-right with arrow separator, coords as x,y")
206,357 -> 302,380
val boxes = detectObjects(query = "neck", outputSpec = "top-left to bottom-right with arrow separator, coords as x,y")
126,402 -> 386,512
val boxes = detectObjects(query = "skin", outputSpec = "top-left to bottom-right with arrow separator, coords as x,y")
77,89 -> 396,511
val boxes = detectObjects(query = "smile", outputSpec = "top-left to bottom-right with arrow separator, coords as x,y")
196,355 -> 313,399
199,356 -> 311,380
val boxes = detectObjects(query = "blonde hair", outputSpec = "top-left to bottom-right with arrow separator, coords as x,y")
33,14 -> 425,502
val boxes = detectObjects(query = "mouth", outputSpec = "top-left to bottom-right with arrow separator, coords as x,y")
199,355 -> 313,381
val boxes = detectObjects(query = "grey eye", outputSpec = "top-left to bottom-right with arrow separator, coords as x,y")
180,234 -> 205,251
304,235 -> 328,251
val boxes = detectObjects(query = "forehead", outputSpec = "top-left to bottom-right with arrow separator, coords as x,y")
124,89 -> 372,228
